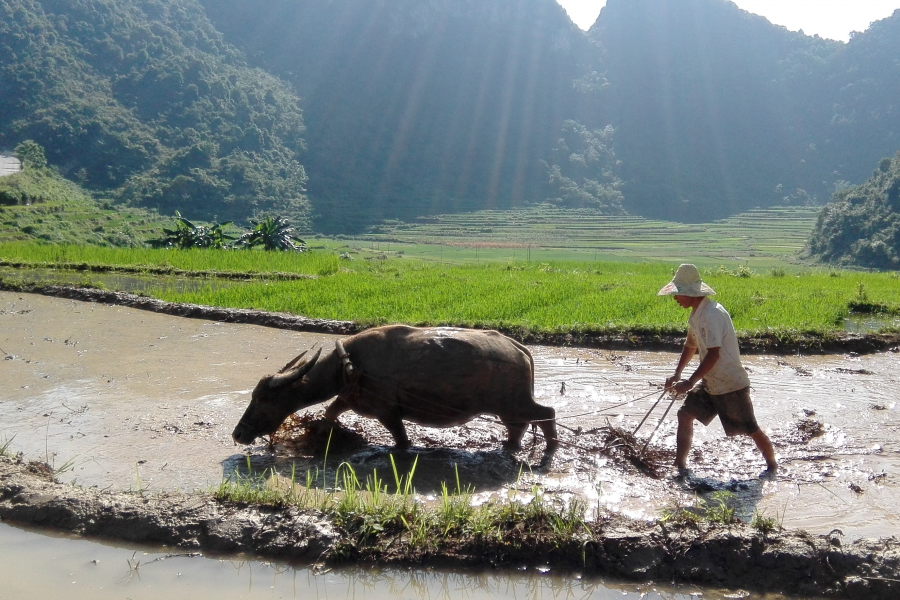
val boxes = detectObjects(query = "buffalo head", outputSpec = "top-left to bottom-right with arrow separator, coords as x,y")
232,347 -> 323,444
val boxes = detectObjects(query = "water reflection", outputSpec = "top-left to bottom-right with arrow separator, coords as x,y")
0,523 -> 809,600
843,313 -> 900,333
0,266 -> 235,294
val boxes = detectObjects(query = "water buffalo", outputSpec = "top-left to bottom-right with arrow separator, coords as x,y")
232,325 -> 558,459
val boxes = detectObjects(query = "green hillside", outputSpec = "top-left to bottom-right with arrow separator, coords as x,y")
2,0 -> 900,253
0,0 -> 309,226
0,142 -> 167,245
807,152 -> 900,269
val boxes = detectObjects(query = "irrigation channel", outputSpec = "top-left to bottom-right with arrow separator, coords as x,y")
1,289 -> 899,599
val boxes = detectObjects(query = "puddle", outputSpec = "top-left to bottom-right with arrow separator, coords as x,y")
844,313 -> 900,333
1,291 -> 898,541
0,522 -> 818,600
0,266 -> 237,295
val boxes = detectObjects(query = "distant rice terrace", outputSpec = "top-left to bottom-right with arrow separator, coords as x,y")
365,205 -> 821,268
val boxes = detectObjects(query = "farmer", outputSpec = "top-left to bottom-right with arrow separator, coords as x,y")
659,264 -> 777,476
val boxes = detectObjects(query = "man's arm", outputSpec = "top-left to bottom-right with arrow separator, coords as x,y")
671,347 -> 720,393
666,345 -> 697,389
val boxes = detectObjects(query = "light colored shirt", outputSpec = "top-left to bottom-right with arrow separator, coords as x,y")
685,297 -> 750,395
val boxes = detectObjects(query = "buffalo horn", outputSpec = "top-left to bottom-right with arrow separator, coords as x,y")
278,349 -> 309,373
268,347 -> 322,388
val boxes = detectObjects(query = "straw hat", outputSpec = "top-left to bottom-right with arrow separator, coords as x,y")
657,264 -> 716,297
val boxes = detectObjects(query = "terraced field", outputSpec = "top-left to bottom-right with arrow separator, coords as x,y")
364,205 -> 821,268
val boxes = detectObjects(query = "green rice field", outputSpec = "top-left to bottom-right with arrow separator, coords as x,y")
0,242 -> 341,276
146,261 -> 900,335
2,204 -> 897,337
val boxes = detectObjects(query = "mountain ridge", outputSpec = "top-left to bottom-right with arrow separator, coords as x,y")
1,0 -> 899,239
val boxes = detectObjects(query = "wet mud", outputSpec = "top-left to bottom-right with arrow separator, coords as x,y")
2,289 -> 900,598
0,456 -> 337,558
2,455 -> 898,599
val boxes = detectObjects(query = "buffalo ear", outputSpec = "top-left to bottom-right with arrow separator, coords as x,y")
268,347 -> 323,389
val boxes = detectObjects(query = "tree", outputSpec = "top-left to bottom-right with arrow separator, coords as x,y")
805,151 -> 900,269
14,141 -> 47,169
544,121 -> 624,212
236,215 -> 306,251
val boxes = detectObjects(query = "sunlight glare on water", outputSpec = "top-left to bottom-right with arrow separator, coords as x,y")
1,291 -> 898,541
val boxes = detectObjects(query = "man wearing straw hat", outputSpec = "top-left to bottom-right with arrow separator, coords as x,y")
659,264 -> 777,476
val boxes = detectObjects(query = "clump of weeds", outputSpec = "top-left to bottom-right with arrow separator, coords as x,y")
751,510 -> 780,535
214,448 -> 590,557
660,491 -> 738,527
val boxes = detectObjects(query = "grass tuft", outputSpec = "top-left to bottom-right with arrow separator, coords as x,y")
751,510 -> 780,535
661,491 -> 739,526
213,455 -> 589,554
0,434 -> 15,457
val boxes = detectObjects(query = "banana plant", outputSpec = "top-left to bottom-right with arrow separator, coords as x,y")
235,215 -> 306,251
151,211 -> 236,249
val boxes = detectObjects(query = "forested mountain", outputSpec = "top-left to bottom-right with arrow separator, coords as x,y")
591,0 -> 900,222
806,153 -> 900,269
816,13 -> 900,190
591,0 -> 837,221
2,0 -> 900,239
199,0 -> 614,231
0,0 -> 310,225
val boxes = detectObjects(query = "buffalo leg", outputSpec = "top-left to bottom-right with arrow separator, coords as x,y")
537,406 -> 558,454
378,410 -> 411,450
324,396 -> 351,422
503,421 -> 528,453
504,406 -> 557,456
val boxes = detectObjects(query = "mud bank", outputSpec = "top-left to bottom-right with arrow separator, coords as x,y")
0,282 -> 358,335
2,457 -> 897,600
0,259 -> 318,281
4,282 -> 900,354
0,456 -> 337,559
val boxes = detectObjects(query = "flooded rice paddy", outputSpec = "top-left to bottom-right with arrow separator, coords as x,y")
1,290 -> 898,598
0,266 -> 238,295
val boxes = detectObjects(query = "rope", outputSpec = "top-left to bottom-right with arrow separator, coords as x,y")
353,370 -> 666,426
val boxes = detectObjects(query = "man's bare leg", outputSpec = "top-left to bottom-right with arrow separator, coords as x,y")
675,412 -> 694,471
750,429 -> 777,471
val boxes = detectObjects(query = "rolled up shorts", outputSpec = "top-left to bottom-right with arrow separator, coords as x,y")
677,385 -> 760,436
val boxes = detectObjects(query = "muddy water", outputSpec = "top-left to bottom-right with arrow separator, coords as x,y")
0,522 -> 808,600
1,291 -> 898,542
534,347 -> 900,538
0,266 -> 237,294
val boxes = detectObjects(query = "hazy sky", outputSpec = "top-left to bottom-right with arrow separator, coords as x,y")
556,0 -> 900,41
